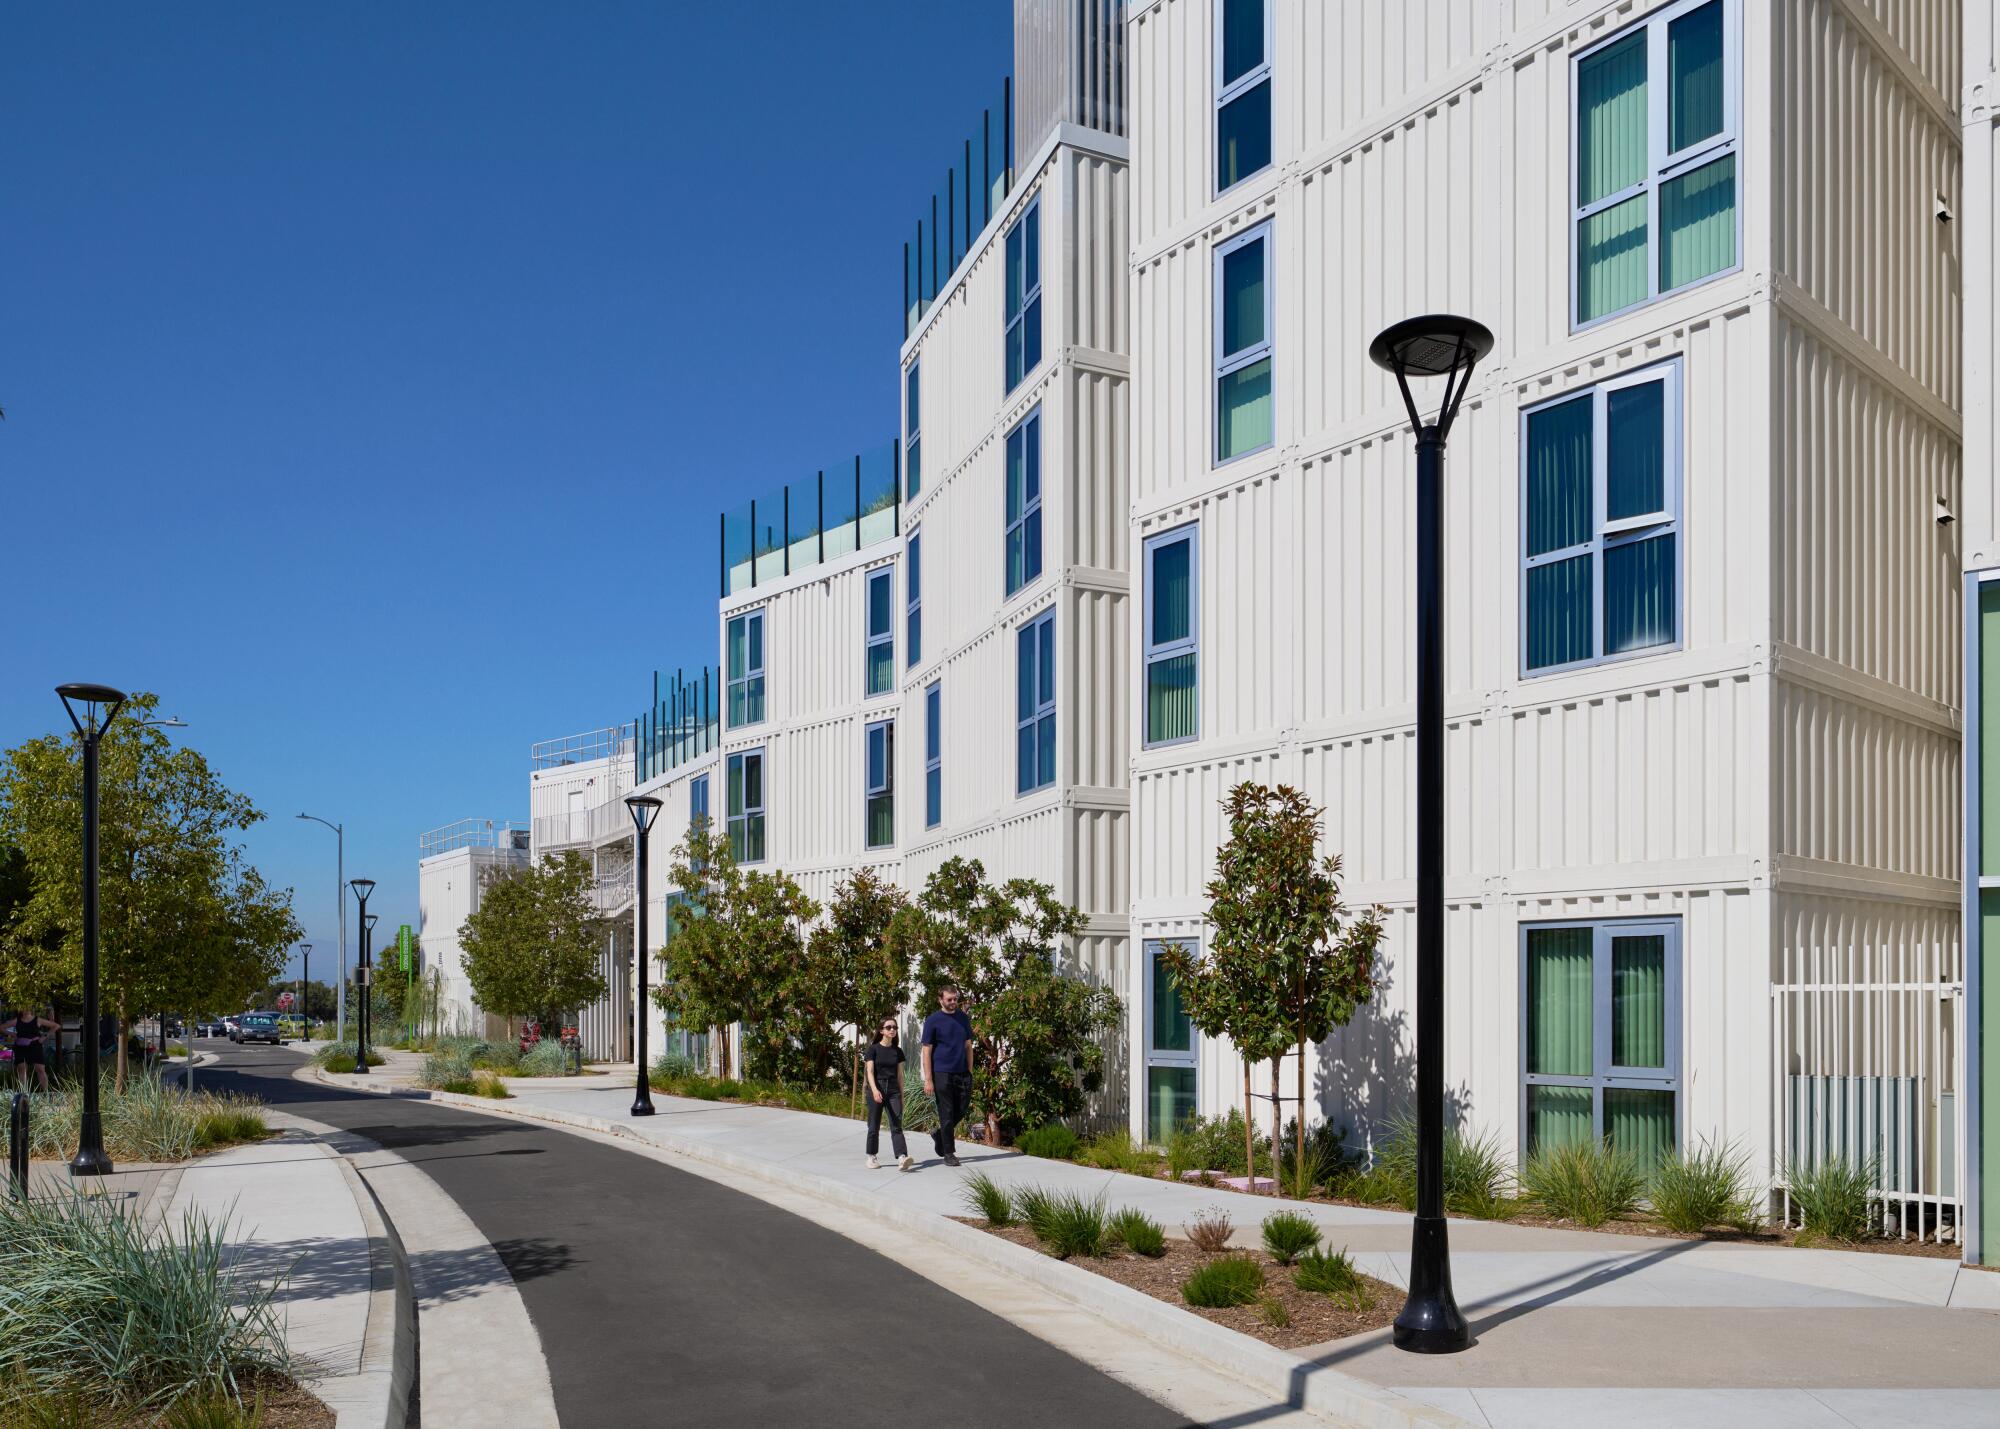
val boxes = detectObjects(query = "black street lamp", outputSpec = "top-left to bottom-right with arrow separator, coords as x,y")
1369,314 -> 1494,1356
299,943 -> 312,1042
56,683 -> 126,1177
625,794 -> 663,1117
350,880 -> 376,1073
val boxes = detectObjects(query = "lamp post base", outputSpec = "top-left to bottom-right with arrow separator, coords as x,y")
631,1091 -> 656,1117
1392,1215 -> 1470,1353
69,1123 -> 115,1179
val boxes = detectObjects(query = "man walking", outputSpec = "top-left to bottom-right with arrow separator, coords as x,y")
920,985 -> 973,1166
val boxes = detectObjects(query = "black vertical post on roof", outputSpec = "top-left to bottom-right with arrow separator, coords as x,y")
817,470 -> 825,565
782,485 -> 790,577
903,240 -> 910,337
747,498 -> 757,590
930,195 -> 938,309
1004,77 -> 1013,194
947,167 -> 955,273
718,510 -> 725,598
964,137 -> 973,246
889,443 -> 900,534
982,108 -> 992,227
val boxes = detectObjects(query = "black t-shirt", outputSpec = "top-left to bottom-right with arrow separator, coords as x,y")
868,1042 -> 905,1096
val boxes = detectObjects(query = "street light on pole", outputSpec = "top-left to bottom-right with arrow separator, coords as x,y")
55,682 -> 127,1177
1369,313 -> 1494,1356
625,794 -> 663,1117
350,880 -> 375,1073
127,712 -> 191,1092
297,814 -> 347,1044
299,943 -> 312,1041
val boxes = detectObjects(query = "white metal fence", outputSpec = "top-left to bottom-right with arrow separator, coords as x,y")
1771,939 -> 1963,1242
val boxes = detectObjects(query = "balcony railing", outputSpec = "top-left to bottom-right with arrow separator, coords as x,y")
905,81 -> 1014,338
637,665 -> 724,785
419,819 -> 530,859
720,442 -> 899,597
532,727 -> 631,771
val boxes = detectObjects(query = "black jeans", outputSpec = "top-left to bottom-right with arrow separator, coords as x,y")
866,1089 -> 907,1158
933,1072 -> 972,1157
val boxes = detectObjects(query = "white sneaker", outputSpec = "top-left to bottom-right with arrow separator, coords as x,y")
898,1154 -> 914,1172
866,1155 -> 880,1169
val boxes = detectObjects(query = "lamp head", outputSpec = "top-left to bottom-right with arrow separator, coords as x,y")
1368,313 -> 1494,439
350,878 -> 376,904
301,943 -> 312,956
625,793 -> 664,834
364,914 -> 380,932
55,683 -> 128,737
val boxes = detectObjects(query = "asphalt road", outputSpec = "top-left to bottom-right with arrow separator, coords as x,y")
206,1042 -> 1191,1428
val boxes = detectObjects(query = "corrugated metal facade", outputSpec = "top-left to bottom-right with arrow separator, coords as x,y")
1128,0 -> 1963,1206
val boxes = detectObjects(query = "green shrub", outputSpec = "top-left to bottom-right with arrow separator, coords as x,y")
516,1041 -> 573,1077
900,1083 -> 941,1132
1259,1210 -> 1322,1265
416,1050 -> 475,1091
1786,1156 -> 1877,1243
1108,1207 -> 1165,1257
1276,1118 -> 1355,1198
1020,1188 -> 1111,1259
308,1043 -> 383,1072
1520,1140 -> 1645,1226
651,1052 -> 700,1080
1180,1254 -> 1265,1308
1339,1115 -> 1512,1218
0,1191 -> 289,1408
1184,1207 -> 1233,1253
1077,1130 -> 1156,1174
1651,1136 -> 1762,1234
1166,1110 -> 1267,1179
1015,1124 -> 1081,1160
961,1172 -> 1016,1226
5,1390 -> 98,1429
1292,1248 -> 1371,1310
1257,1296 -> 1290,1327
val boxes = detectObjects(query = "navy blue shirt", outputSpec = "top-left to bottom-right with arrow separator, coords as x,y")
921,1008 -> 973,1078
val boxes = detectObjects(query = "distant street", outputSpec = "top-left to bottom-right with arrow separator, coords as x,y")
207,1042 -> 1191,1428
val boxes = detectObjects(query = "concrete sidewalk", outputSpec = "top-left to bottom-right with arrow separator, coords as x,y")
464,1078 -> 2000,1429
24,1129 -> 407,1429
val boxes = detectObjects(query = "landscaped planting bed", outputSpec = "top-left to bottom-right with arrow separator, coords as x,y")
964,1221 -> 1399,1349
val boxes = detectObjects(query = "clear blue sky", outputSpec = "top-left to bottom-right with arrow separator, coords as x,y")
1,2 -> 1013,980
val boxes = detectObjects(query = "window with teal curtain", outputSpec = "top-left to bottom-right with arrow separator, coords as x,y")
1150,954 -> 1192,1053
865,720 -> 894,849
1525,396 -> 1593,671
1524,366 -> 1678,674
1145,530 -> 1197,744
727,750 -> 765,863
1606,1088 -> 1675,1178
1523,920 -> 1679,1166
1005,411 -> 1043,597
1982,585 -> 2000,875
1574,0 -> 1736,326
1148,1066 -> 1198,1145
865,569 -> 894,696
1610,935 -> 1667,1068
1216,0 -> 1271,193
727,611 -> 766,727
1660,153 -> 1736,292
1527,928 -> 1593,1076
1215,226 -> 1273,462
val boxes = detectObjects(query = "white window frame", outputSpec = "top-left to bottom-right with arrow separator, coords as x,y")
865,718 -> 895,850
1213,220 -> 1274,466
1213,0 -> 1273,195
1017,608 -> 1057,796
1570,0 -> 1741,331
924,681 -> 942,830
865,566 -> 895,697
1143,524 -> 1200,748
725,608 -> 766,729
689,773 -> 709,832
905,527 -> 922,668
1518,917 -> 1683,1161
1005,407 -> 1043,599
1004,195 -> 1043,394
905,361 -> 922,499
725,748 -> 766,865
1519,358 -> 1683,678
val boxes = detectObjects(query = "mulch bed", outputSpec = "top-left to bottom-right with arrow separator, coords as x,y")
963,1221 -> 1400,1350
44,1375 -> 334,1428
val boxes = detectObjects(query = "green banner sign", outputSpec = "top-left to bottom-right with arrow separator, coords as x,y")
397,924 -> 415,974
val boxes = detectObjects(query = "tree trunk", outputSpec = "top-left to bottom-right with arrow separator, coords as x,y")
1296,1033 -> 1308,1193
1242,1061 -> 1255,1185
115,997 -> 128,1093
1269,1055 -> 1284,1194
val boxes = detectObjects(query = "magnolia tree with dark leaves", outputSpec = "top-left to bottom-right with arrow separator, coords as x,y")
887,857 -> 1120,1144
1167,783 -> 1382,1191
655,820 -> 821,1081
459,849 -> 609,1036
806,868 -> 911,1114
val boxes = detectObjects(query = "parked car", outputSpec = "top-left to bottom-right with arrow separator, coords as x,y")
222,1015 -> 243,1042
235,1012 -> 285,1046
196,1017 -> 225,1038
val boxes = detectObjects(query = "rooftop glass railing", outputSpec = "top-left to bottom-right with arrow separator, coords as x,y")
636,665 -> 724,785
905,81 -> 1014,339
720,441 -> 899,597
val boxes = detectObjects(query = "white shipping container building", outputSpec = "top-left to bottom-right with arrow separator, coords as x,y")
415,819 -> 530,1041
427,0 -> 1995,1260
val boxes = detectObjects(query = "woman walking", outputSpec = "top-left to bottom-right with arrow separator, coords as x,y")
864,1017 -> 914,1171
8,1008 -> 58,1094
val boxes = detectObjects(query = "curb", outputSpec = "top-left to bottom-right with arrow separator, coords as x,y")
362,1078 -> 1460,1429
271,1126 -> 416,1429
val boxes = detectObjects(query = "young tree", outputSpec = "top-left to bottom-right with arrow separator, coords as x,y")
887,857 -> 1120,1144
807,869 -> 911,1113
1173,782 -> 1383,1191
459,850 -> 609,1034
654,820 -> 819,1081
0,693 -> 301,1083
